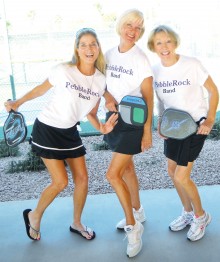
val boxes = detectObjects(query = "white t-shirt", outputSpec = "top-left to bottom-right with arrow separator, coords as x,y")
105,45 -> 153,103
38,64 -> 105,128
153,55 -> 209,122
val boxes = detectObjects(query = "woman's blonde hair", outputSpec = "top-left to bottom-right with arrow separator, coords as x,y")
116,9 -> 145,40
147,25 -> 180,52
69,28 -> 106,74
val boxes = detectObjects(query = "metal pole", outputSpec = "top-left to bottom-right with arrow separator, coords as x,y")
0,0 -> 16,100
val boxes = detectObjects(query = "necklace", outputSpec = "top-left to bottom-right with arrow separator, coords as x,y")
77,65 -> 95,89
84,73 -> 95,89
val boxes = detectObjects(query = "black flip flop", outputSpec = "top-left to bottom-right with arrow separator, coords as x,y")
69,225 -> 96,240
23,209 -> 40,241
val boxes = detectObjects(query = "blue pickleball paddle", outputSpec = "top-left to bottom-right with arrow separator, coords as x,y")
3,109 -> 27,147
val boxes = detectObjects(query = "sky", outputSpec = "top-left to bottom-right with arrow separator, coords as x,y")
2,0 -> 219,30
1,0 -> 220,38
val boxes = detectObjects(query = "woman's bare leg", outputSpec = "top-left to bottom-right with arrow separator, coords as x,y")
28,158 -> 68,239
122,159 -> 141,211
106,153 -> 135,226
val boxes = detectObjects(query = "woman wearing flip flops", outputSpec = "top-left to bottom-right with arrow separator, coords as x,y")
103,9 -> 154,257
4,28 -> 118,241
147,25 -> 219,241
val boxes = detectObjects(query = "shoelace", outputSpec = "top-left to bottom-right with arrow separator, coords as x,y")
185,214 -> 193,221
123,234 -> 127,241
124,230 -> 140,244
190,217 -> 205,232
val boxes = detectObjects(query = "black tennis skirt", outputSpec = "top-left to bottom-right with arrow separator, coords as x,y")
30,118 -> 86,160
164,133 -> 207,166
103,112 -> 144,155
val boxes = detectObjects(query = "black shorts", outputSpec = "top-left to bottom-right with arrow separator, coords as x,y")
30,118 -> 86,160
164,133 -> 207,166
103,112 -> 144,155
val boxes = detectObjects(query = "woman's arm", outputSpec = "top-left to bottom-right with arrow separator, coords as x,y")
155,92 -> 167,138
140,76 -> 154,151
197,75 -> 219,135
4,79 -> 52,112
87,99 -> 118,134
102,89 -> 118,112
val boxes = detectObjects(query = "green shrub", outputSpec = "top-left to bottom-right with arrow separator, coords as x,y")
0,140 -> 20,157
208,120 -> 220,140
6,151 -> 45,173
92,141 -> 110,151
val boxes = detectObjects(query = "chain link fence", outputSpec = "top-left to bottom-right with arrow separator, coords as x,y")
0,29 -> 119,141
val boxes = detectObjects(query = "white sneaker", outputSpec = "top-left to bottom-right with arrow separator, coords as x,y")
187,212 -> 212,241
169,209 -> 194,231
124,221 -> 144,258
116,205 -> 146,230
